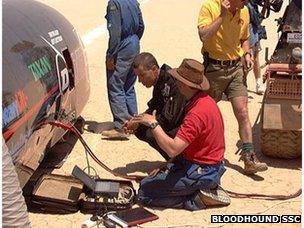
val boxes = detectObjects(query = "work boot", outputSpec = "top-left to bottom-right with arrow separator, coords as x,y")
198,185 -> 230,206
101,129 -> 128,140
240,151 -> 268,174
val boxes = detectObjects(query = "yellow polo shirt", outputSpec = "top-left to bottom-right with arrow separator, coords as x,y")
198,0 -> 249,60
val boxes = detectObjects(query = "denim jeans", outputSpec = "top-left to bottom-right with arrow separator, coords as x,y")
249,23 -> 259,47
137,157 -> 226,211
107,35 -> 139,129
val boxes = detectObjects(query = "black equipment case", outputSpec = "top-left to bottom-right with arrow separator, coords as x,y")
26,173 -> 135,215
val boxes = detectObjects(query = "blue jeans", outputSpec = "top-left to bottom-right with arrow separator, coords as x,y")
249,23 -> 260,48
107,36 -> 139,129
137,157 -> 226,211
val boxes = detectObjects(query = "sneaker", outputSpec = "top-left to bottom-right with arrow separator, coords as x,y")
240,151 -> 268,174
101,129 -> 128,140
198,185 -> 231,206
256,79 -> 265,95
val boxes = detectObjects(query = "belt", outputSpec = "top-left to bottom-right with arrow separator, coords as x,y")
207,57 -> 241,66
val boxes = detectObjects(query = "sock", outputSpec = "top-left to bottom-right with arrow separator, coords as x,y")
256,78 -> 261,84
242,143 -> 254,153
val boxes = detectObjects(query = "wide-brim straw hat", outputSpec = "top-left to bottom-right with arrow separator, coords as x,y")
168,59 -> 209,91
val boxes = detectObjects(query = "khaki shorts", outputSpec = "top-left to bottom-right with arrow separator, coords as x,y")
204,61 -> 248,102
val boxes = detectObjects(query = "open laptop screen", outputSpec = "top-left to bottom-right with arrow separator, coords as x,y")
72,165 -> 96,191
72,165 -> 119,196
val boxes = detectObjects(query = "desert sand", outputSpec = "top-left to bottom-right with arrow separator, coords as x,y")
29,0 -> 301,227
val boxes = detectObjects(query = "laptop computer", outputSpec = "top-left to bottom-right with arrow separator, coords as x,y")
72,165 -> 119,197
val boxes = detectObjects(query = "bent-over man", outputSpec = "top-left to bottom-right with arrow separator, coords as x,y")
125,52 -> 187,160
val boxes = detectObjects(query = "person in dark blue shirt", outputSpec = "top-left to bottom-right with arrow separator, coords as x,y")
102,0 -> 144,139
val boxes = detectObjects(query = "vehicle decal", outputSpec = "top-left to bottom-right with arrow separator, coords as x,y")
40,36 -> 65,63
7,130 -> 31,158
60,68 -> 69,92
48,29 -> 63,45
40,36 -> 70,94
3,84 -> 59,141
3,101 -> 20,128
51,36 -> 63,45
287,33 -> 302,43
48,30 -> 59,38
15,90 -> 28,113
27,55 -> 52,81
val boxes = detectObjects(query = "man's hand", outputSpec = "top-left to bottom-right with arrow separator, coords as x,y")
148,167 -> 162,177
244,53 -> 254,71
106,57 -> 115,70
131,110 -> 157,127
123,119 -> 139,134
220,0 -> 230,17
198,0 -> 229,41
148,162 -> 169,177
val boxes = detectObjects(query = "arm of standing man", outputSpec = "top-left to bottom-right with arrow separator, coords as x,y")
198,0 -> 230,42
105,0 -> 121,70
241,39 -> 253,70
241,8 -> 253,71
136,1 -> 145,40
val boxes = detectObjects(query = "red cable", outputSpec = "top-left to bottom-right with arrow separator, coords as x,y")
38,120 -> 302,200
38,120 -> 145,182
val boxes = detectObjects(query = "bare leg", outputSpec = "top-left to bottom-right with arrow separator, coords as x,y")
253,49 -> 261,81
251,44 -> 264,95
230,96 -> 252,143
230,96 -> 267,174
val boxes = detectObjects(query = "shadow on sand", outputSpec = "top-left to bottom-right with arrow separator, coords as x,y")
84,120 -> 114,134
113,160 -> 166,175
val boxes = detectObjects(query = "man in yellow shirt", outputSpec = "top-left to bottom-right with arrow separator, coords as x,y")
197,0 -> 268,174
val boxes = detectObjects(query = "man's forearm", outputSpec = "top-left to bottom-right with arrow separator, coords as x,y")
198,15 -> 224,42
241,38 -> 254,70
107,25 -> 121,57
137,10 -> 145,39
151,126 -> 184,158
106,2 -> 121,57
241,39 -> 250,54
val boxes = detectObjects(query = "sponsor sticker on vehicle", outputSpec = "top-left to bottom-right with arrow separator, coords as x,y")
287,33 -> 301,43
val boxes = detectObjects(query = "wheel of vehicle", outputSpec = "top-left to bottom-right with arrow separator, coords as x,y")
261,129 -> 301,159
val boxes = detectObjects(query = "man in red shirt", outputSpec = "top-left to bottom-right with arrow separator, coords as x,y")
131,59 -> 230,210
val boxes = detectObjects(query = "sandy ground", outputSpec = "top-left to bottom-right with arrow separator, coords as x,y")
28,0 -> 301,227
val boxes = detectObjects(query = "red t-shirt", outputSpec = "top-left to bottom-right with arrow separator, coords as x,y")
176,92 -> 225,164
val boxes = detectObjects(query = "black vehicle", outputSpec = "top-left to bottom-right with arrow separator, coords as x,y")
3,0 -> 90,187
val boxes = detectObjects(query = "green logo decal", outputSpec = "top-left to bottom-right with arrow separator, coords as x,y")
27,56 -> 52,81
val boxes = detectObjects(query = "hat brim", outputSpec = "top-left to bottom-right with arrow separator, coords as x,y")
168,69 -> 210,91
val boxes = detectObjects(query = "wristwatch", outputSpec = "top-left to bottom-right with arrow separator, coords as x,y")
149,121 -> 159,129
